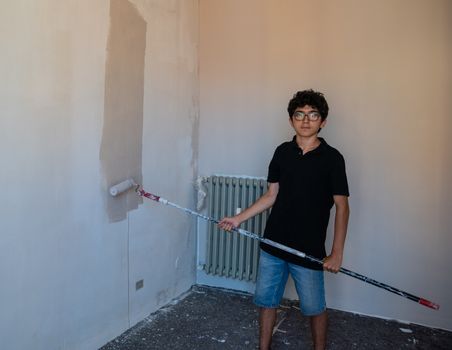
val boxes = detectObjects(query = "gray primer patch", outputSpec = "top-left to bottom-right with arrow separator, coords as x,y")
100,0 -> 146,222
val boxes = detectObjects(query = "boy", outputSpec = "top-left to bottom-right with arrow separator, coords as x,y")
219,90 -> 350,350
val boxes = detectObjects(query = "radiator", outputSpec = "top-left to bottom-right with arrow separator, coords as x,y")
204,176 -> 269,282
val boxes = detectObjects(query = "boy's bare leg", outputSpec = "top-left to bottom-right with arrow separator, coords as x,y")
259,307 -> 277,350
310,311 -> 328,350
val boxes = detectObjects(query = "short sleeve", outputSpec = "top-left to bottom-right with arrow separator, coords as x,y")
267,148 -> 280,183
331,153 -> 350,196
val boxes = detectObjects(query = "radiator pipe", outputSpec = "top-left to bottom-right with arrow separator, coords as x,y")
108,180 -> 440,311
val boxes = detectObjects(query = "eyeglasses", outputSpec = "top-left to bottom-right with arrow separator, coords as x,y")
292,111 -> 321,121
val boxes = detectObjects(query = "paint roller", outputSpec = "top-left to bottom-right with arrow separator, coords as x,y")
108,179 -> 440,310
109,178 -> 137,197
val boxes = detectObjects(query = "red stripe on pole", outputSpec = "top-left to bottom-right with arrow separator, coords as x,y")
138,189 -> 160,202
419,298 -> 440,310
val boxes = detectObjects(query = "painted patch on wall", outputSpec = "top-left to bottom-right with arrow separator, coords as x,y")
100,0 -> 146,222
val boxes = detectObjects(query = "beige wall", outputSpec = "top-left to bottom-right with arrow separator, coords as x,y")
0,1 -> 199,349
199,0 -> 452,330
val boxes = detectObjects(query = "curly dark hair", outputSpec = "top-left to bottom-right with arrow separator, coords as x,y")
287,89 -> 329,120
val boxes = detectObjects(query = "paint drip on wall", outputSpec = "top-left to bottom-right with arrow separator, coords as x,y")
100,0 -> 146,222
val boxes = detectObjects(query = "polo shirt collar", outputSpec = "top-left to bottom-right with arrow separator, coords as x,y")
291,136 -> 327,154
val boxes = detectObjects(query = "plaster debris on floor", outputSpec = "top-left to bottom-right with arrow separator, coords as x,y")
101,285 -> 451,350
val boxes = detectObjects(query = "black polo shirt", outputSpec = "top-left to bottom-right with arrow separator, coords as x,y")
261,136 -> 349,270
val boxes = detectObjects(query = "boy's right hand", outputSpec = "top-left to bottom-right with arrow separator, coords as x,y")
218,216 -> 241,232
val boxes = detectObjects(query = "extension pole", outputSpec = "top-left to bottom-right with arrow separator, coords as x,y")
109,180 -> 439,310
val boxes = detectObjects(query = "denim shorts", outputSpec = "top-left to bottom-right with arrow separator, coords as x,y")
254,249 -> 326,316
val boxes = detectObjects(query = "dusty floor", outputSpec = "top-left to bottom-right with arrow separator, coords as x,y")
101,285 -> 451,349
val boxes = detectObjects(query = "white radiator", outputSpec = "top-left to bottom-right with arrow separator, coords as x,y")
204,176 -> 269,282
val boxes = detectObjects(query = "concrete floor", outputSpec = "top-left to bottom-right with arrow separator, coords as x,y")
101,285 -> 451,350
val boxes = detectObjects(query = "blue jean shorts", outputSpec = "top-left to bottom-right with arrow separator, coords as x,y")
254,249 -> 326,316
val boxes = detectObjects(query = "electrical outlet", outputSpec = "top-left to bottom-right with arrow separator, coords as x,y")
136,279 -> 144,290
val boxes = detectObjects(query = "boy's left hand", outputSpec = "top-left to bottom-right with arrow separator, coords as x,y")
323,253 -> 343,273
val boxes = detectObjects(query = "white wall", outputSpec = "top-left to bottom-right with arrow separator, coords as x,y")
199,0 -> 452,330
0,1 -> 199,349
